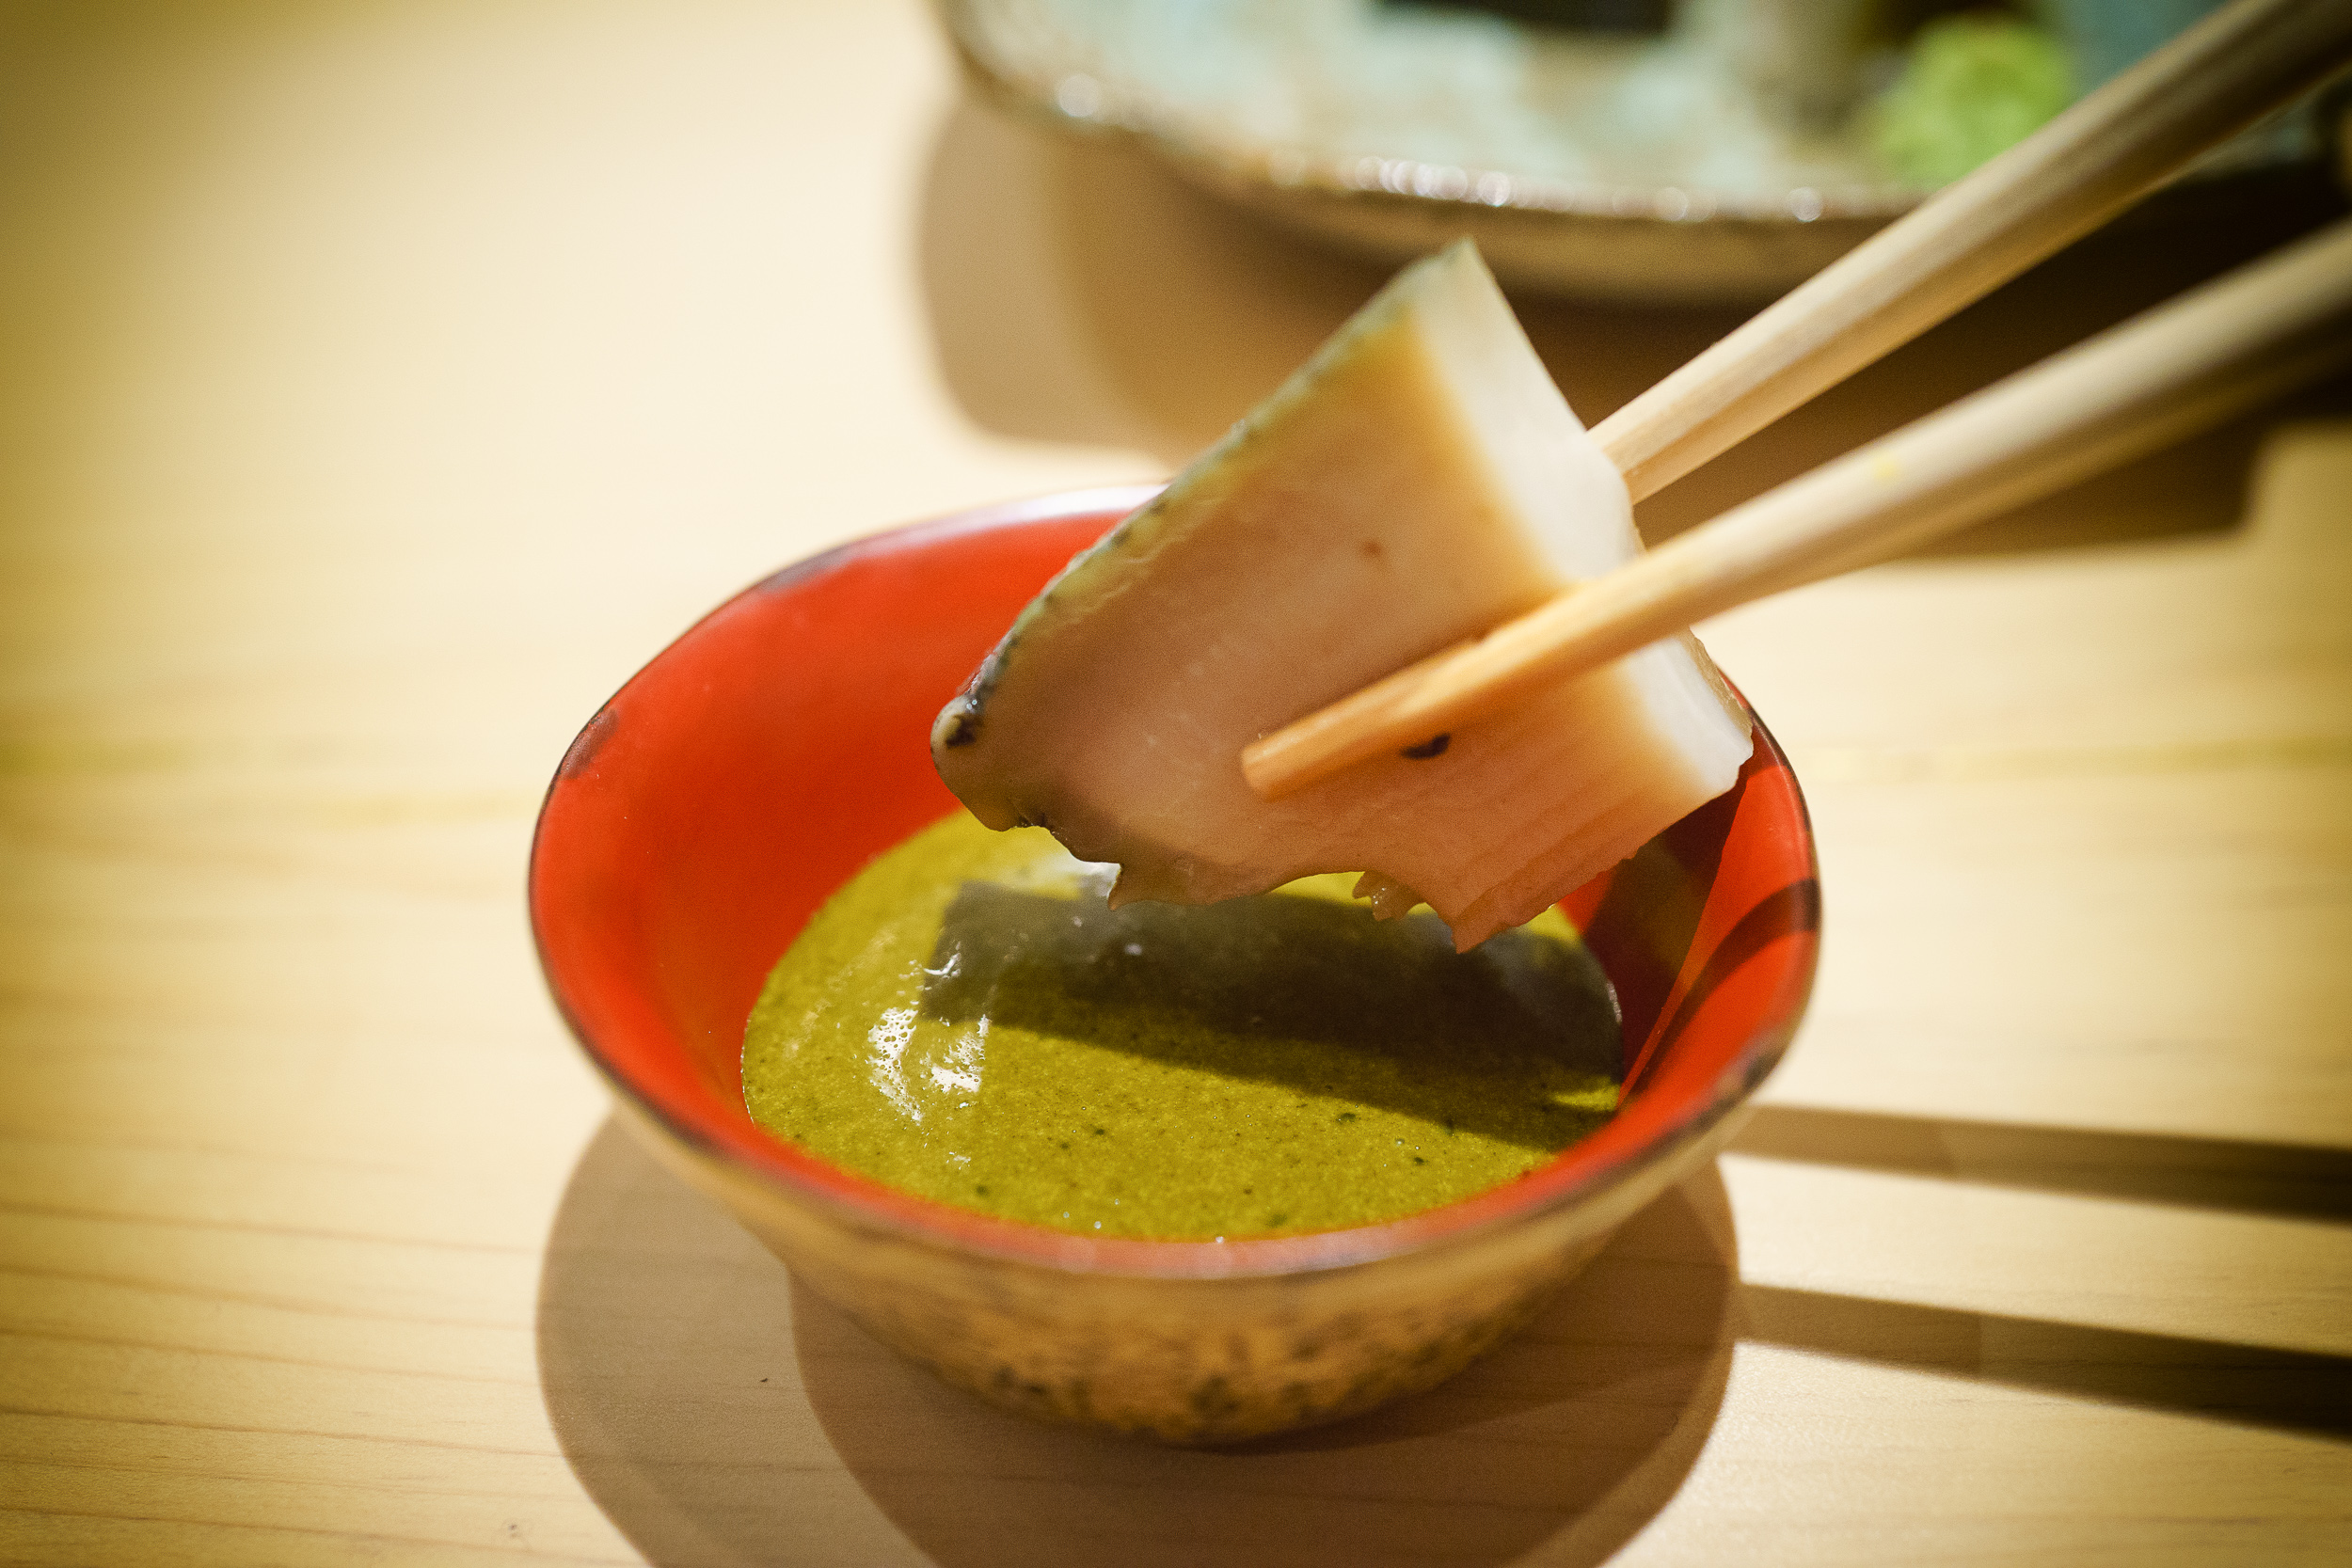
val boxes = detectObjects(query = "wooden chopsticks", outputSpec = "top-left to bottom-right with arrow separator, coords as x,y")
1594,0 -> 2352,503
1244,215 -> 2352,801
1243,0 -> 2352,801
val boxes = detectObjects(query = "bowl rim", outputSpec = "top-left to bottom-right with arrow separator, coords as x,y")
530,487 -> 1818,1281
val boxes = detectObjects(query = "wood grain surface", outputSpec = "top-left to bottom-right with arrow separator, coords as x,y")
2,3 -> 2346,1564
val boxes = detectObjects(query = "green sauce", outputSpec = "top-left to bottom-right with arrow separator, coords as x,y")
742,813 -> 1621,1240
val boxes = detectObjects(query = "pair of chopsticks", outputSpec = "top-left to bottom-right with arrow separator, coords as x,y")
1244,0 -> 2352,801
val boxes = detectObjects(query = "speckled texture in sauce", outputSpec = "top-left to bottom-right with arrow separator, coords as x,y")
742,812 -> 1621,1239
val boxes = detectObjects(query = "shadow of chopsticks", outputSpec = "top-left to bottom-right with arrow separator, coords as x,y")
1730,1105 -> 2352,1224
1725,1106 -> 2352,1436
1742,1285 -> 2352,1439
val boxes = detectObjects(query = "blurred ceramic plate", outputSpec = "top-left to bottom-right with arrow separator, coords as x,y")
936,0 -> 2328,303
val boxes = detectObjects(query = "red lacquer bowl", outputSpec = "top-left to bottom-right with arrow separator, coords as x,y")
530,486 -> 1820,1444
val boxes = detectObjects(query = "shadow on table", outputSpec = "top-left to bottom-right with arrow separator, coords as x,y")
537,1118 -> 1739,1568
1731,1104 -> 2352,1223
1724,1106 -> 2352,1441
538,1105 -> 2352,1565
1741,1286 -> 2351,1440
916,93 -> 2351,560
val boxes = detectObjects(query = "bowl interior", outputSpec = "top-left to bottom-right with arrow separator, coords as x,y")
530,489 -> 1820,1269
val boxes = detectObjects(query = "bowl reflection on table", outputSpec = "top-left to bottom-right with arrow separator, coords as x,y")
527,486 -> 1820,1445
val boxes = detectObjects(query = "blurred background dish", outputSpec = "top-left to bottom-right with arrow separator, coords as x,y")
938,0 -> 2335,300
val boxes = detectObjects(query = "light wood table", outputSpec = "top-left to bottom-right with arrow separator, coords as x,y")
3,4 -> 2346,1563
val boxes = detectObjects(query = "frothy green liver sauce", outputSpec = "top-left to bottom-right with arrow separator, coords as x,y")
742,813 -> 1621,1240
